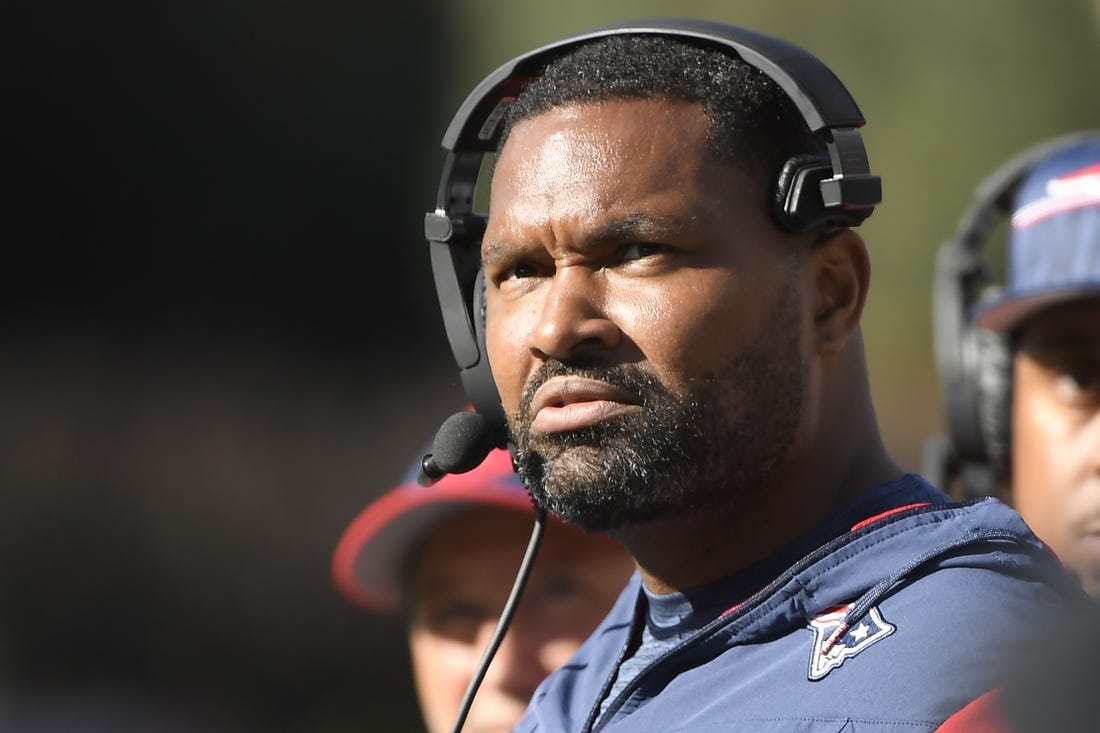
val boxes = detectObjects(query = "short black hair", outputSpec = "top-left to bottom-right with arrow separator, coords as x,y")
499,34 -> 826,187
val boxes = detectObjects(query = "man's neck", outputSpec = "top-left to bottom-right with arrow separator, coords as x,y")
613,442 -> 902,596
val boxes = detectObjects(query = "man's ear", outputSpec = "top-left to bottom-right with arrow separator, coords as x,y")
810,228 -> 870,355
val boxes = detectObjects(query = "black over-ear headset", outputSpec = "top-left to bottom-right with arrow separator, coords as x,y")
930,131 -> 1100,496
422,17 -> 882,462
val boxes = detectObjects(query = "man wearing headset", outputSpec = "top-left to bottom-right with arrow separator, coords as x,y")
332,444 -> 633,733
941,136 -> 1100,599
421,19 -> 1084,733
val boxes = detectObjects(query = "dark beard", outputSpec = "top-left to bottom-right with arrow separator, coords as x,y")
508,288 -> 804,532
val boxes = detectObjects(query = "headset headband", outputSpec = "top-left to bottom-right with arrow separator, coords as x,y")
424,18 -> 882,443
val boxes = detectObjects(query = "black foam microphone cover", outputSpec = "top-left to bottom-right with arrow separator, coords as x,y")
418,410 -> 497,486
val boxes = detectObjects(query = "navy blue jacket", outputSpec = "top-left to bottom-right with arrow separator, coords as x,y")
514,480 -> 1079,732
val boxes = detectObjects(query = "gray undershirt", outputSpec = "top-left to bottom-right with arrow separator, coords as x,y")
597,582 -> 728,720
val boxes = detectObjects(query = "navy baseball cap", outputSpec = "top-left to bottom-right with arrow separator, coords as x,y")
332,445 -> 533,612
972,136 -> 1100,332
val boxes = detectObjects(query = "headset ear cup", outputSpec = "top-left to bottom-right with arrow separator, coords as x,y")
773,154 -> 870,233
941,321 -> 1011,498
773,154 -> 831,233
974,327 -> 1013,480
933,265 -> 1004,498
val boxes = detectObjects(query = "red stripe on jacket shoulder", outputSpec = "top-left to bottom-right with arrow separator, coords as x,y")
934,690 -> 1011,733
850,502 -> 931,532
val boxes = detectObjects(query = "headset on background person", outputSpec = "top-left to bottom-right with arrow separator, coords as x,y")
924,130 -> 1100,498
419,17 -> 883,483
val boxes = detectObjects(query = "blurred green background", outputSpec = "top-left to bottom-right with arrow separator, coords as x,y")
2,1 -> 1097,731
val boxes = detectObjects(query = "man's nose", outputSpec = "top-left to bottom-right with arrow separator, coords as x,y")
528,266 -> 620,361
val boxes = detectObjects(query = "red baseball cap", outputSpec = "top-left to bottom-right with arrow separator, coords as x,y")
331,446 -> 534,612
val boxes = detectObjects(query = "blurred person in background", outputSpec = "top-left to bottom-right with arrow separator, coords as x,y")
931,134 -> 1100,599
332,444 -> 634,733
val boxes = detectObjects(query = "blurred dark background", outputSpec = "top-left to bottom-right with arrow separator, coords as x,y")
2,1 -> 1098,731
3,1 -> 463,730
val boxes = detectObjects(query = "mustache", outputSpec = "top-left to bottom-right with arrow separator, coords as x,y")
517,359 -> 664,418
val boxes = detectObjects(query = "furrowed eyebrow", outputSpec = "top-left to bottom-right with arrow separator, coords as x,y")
587,211 -> 687,245
480,241 -> 512,267
481,211 -> 686,265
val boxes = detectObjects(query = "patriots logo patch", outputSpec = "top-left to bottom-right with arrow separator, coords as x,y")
807,604 -> 895,680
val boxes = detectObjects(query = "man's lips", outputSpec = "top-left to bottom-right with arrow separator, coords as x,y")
529,376 -> 640,434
